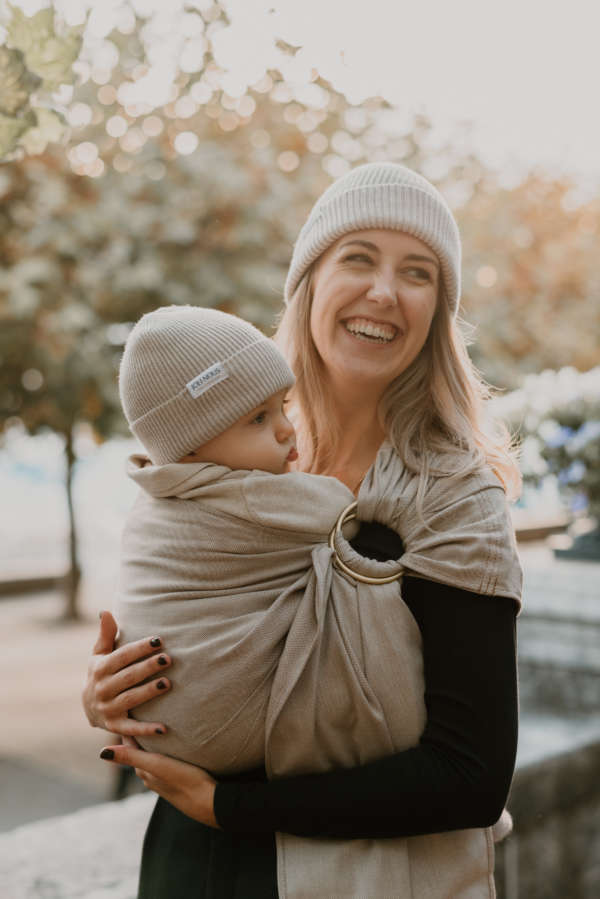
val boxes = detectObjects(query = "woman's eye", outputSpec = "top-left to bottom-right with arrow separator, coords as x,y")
343,253 -> 373,264
251,412 -> 267,424
406,268 -> 431,281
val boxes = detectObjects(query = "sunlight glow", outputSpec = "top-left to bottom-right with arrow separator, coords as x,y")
18,0 -> 599,185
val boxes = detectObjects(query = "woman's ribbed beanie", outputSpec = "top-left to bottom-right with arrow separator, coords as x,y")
284,162 -> 461,316
119,306 -> 295,465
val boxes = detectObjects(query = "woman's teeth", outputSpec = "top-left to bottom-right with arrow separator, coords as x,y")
343,318 -> 397,343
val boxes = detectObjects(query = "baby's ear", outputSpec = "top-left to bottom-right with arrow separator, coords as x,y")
180,447 -> 203,463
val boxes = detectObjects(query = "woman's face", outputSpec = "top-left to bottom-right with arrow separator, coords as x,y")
309,229 -> 439,398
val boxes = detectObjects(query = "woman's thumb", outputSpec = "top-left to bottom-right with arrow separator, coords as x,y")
93,610 -> 118,654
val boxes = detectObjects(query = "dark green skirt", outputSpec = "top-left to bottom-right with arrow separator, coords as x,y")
138,793 -> 278,898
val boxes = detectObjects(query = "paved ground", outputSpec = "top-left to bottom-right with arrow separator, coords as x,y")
1,540 -> 599,833
1,572 -> 118,832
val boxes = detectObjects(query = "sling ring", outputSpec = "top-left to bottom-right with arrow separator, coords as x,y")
328,501 -> 403,585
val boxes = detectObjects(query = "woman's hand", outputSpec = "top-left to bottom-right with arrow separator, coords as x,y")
82,610 -> 172,737
100,743 -> 220,828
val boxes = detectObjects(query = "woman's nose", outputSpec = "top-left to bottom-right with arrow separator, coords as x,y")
366,271 -> 397,306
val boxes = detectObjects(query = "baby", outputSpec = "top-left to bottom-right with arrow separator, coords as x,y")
116,304 -> 515,893
119,304 -> 298,477
116,304 -> 425,779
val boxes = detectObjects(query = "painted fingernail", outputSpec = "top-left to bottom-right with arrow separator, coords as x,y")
150,637 -> 161,648
100,748 -> 115,760
155,728 -> 165,735
157,655 -> 168,666
156,679 -> 167,690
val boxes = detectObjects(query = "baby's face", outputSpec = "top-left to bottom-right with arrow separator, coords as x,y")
180,389 -> 298,474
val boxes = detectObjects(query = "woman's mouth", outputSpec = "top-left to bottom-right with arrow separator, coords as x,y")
286,447 -> 299,462
342,317 -> 399,344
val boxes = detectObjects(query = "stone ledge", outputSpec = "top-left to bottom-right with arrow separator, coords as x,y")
509,739 -> 600,827
0,792 -> 154,899
3,741 -> 599,899
496,739 -> 600,899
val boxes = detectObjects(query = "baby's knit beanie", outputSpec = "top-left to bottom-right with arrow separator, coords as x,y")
119,305 -> 295,465
284,162 -> 462,316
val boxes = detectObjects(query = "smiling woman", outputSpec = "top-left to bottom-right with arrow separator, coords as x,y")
85,162 -> 522,899
308,230 -> 439,403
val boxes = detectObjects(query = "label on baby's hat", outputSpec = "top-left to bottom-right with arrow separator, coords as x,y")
186,362 -> 228,398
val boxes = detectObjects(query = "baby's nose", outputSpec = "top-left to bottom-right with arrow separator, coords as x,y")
277,415 -> 295,442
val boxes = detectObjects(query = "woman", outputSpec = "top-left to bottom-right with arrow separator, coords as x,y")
84,162 -> 522,898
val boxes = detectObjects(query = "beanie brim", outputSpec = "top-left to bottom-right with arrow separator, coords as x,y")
284,179 -> 461,317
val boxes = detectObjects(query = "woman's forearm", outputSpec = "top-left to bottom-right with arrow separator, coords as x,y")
214,579 -> 518,839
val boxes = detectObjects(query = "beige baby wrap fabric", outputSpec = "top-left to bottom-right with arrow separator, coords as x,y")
116,441 -> 522,899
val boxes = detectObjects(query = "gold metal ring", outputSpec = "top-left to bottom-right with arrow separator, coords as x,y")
328,501 -> 403,585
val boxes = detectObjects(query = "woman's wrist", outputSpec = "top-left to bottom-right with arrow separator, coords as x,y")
100,743 -> 221,828
203,780 -> 220,829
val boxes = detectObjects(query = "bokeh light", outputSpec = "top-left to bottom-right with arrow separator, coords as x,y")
307,132 -> 328,153
190,81 -> 213,104
173,96 -> 197,118
119,128 -> 146,154
173,131 -> 199,154
250,129 -> 270,149
106,115 -> 128,138
476,266 -> 498,288
322,154 -> 350,178
142,116 -> 164,137
68,103 -> 93,128
218,112 -> 239,132
97,85 -> 117,105
21,369 -> 43,392
277,151 -> 300,172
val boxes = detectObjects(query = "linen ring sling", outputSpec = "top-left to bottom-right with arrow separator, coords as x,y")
116,440 -> 522,899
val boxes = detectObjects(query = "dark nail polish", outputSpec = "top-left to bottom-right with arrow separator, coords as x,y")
157,655 -> 168,666
100,748 -> 115,760
150,637 -> 161,648
156,679 -> 167,690
155,728 -> 164,735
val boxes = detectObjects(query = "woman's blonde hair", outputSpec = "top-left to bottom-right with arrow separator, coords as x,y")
274,268 -> 521,502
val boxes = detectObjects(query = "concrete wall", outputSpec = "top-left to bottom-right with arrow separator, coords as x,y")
2,740 -> 598,898
0,792 -> 153,899
496,740 -> 600,899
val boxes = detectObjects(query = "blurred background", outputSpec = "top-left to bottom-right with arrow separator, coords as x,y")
0,2 -> 599,897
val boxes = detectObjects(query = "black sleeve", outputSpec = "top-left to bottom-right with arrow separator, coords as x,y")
214,530 -> 519,840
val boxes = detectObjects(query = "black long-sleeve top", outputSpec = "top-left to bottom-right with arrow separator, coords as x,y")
138,522 -> 519,899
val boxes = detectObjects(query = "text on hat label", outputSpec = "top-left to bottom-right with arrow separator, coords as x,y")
186,362 -> 228,398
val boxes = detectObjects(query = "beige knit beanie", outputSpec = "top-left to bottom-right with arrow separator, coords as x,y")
284,162 -> 462,316
119,306 -> 295,465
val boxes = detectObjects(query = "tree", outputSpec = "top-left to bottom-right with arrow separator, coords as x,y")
0,166 -> 126,617
2,3 -> 480,618
0,5 -> 82,159
5,2 -> 598,616
458,173 -> 600,388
